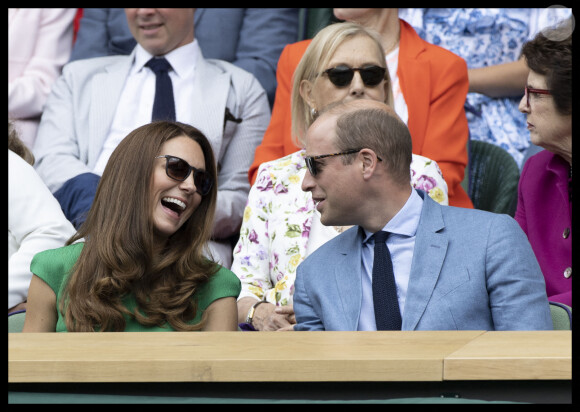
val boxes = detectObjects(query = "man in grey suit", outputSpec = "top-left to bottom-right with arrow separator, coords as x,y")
69,8 -> 300,107
33,8 -> 271,268
293,99 -> 552,331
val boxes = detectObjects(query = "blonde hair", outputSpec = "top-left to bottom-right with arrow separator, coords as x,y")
290,22 -> 394,146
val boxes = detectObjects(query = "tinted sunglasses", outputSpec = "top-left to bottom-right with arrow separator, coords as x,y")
155,155 -> 213,196
305,149 -> 384,177
323,65 -> 386,87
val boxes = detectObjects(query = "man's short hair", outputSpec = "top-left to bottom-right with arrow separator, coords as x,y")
334,106 -> 413,185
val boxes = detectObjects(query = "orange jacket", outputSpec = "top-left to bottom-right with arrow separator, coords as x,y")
249,20 -> 472,208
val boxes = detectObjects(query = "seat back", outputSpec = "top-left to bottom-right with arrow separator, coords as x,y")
549,301 -> 572,330
468,140 -> 520,216
8,311 -> 26,333
297,8 -> 337,40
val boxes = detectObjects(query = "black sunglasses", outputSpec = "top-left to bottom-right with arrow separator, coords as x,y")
155,155 -> 213,196
304,148 -> 384,177
323,65 -> 386,88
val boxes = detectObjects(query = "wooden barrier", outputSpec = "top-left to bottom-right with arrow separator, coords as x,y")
8,331 -> 570,383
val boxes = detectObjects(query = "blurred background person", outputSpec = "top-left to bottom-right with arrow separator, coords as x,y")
68,8 -> 300,107
398,7 -> 573,167
9,121 -> 76,315
9,8 -> 78,149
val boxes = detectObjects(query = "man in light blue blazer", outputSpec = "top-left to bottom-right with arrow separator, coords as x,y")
33,8 -> 271,268
69,8 -> 300,107
293,100 -> 552,331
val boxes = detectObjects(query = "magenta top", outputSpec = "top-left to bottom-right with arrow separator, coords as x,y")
515,150 -> 572,307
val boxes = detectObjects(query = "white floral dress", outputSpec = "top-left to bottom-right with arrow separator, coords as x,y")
231,150 -> 448,306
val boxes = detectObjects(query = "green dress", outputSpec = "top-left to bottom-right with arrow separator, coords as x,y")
30,243 -> 241,332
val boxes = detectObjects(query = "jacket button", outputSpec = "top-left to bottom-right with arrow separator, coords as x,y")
564,267 -> 572,278
563,228 -> 570,238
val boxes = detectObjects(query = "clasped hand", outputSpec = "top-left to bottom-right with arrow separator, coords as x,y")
256,303 -> 296,331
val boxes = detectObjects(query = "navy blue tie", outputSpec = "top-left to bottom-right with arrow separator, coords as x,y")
372,231 -> 402,330
146,57 -> 176,121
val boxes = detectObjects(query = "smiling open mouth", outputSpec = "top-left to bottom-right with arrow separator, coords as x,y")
162,197 -> 186,215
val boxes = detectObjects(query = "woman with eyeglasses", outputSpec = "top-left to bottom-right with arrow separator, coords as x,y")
514,20 -> 572,308
231,22 -> 449,331
22,121 -> 241,332
249,8 -> 471,209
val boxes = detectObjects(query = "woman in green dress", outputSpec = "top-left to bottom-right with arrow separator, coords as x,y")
23,121 -> 241,332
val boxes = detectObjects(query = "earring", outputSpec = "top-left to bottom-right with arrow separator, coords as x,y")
310,107 -> 318,119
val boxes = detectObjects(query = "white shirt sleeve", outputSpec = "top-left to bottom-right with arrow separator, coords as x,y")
8,150 -> 77,309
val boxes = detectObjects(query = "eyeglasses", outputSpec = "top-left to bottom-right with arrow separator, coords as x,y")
155,155 -> 213,196
322,65 -> 386,88
304,148 -> 383,177
525,85 -> 551,108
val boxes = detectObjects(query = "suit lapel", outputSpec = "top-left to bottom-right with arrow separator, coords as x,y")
88,55 -> 132,168
334,226 -> 364,330
189,56 -> 230,154
403,191 -> 448,330
398,20 -> 430,152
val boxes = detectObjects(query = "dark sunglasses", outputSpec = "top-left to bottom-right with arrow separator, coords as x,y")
323,65 -> 386,88
524,85 -> 551,108
155,155 -> 213,196
304,148 -> 383,177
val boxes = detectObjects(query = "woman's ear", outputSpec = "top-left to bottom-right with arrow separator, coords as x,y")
299,79 -> 316,110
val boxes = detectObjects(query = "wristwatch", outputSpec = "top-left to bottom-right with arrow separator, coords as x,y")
245,299 -> 267,325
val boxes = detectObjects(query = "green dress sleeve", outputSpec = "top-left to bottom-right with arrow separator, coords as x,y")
196,266 -> 242,312
30,243 -> 83,297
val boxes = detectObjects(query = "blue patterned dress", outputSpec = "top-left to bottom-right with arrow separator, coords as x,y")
399,8 -> 572,167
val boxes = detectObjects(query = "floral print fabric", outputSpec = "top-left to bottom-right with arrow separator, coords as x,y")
231,150 -> 448,306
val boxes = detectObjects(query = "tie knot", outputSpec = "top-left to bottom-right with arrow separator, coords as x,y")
146,57 -> 172,74
373,231 -> 389,244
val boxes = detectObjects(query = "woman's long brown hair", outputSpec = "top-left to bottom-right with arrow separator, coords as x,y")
61,121 -> 219,332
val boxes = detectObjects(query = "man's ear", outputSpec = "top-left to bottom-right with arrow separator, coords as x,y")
360,148 -> 379,179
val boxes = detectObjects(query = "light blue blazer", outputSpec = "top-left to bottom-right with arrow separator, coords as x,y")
33,47 -> 270,241
294,190 -> 553,331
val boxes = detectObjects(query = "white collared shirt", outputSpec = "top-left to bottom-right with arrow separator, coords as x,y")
93,40 -> 199,175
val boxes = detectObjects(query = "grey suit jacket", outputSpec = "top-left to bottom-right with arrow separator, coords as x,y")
294,190 -> 553,331
33,47 -> 271,240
